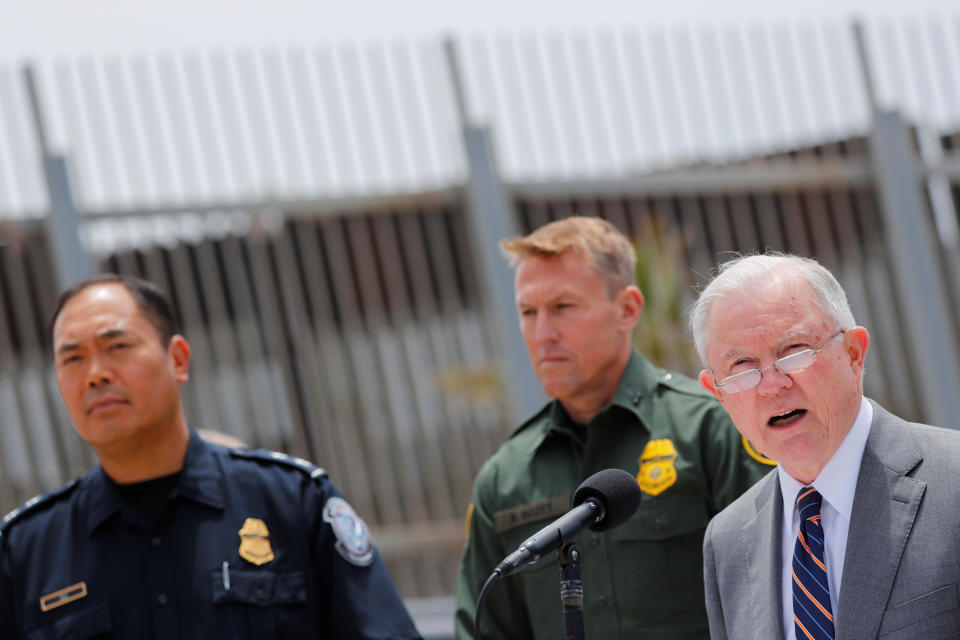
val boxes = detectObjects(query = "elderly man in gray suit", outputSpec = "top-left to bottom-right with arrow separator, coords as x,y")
690,253 -> 960,640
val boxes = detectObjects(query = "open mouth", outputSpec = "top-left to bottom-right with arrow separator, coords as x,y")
768,409 -> 806,427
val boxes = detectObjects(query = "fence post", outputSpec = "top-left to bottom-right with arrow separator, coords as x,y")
854,24 -> 960,427
443,38 -> 546,423
23,65 -> 94,292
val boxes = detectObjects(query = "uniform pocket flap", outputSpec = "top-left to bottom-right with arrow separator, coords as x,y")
211,568 -> 307,607
609,495 -> 710,542
877,583 -> 960,637
25,600 -> 112,640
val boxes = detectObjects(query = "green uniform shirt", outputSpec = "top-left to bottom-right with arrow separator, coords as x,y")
455,350 -> 774,639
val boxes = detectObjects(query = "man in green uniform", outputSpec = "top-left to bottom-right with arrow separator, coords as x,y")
454,216 -> 773,639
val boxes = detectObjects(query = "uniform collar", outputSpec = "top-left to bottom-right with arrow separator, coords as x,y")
534,349 -> 656,452
608,349 -> 660,421
83,429 -> 226,536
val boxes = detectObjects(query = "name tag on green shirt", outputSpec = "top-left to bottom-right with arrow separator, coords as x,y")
493,494 -> 572,534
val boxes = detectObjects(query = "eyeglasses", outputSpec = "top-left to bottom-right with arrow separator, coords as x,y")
712,330 -> 845,394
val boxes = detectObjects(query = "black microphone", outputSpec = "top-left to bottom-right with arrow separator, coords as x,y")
493,468 -> 642,578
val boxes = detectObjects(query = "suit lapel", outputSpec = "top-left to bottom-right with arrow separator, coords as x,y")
836,403 -> 925,639
745,474 -> 784,639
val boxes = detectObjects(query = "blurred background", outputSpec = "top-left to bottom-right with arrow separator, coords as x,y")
2,1 -> 960,637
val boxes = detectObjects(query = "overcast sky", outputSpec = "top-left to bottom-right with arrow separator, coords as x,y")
2,0 -> 958,63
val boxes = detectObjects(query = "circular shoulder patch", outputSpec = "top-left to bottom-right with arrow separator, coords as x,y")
742,436 -> 777,466
322,497 -> 375,567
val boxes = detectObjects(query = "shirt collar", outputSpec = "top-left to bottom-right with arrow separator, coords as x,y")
609,349 -> 660,421
176,431 -> 227,510
533,350 -> 654,452
83,429 -> 226,535
779,395 -> 872,527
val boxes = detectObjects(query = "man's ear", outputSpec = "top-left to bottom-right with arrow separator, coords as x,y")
699,369 -> 722,402
618,285 -> 644,332
169,335 -> 191,383
843,326 -> 870,378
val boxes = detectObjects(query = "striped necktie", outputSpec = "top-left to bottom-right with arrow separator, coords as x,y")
792,487 -> 835,640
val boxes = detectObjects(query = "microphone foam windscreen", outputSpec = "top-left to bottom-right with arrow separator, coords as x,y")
572,468 -> 642,532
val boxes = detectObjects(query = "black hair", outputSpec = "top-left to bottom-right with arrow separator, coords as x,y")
48,274 -> 179,346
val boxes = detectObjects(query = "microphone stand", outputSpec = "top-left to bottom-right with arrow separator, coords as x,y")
557,542 -> 586,640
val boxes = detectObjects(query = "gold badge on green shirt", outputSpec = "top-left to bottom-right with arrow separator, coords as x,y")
238,517 -> 275,566
637,438 -> 678,496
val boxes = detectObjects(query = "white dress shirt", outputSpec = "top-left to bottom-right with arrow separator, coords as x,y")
779,396 -> 873,640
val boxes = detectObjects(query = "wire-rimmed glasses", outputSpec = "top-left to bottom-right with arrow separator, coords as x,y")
712,330 -> 845,394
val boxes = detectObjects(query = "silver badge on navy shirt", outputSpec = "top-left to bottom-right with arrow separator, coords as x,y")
322,497 -> 374,567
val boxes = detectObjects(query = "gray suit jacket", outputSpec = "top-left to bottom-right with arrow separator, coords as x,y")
703,400 -> 960,639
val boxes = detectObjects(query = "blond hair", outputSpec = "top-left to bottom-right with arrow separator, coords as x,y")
500,216 -> 636,294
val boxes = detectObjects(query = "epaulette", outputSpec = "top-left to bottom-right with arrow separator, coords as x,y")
654,368 -> 714,399
228,448 -> 328,481
0,477 -> 81,538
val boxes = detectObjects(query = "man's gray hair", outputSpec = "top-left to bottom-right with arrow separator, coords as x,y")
689,253 -> 856,364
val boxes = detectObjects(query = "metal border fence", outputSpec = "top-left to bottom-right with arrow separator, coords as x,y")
0,20 -> 959,605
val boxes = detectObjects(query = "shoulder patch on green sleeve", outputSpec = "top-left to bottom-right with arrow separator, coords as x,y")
493,493 -> 572,534
464,502 -> 474,543
742,437 -> 777,466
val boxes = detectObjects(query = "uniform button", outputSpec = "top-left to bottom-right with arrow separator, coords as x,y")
631,392 -> 642,406
654,514 -> 667,533
596,595 -> 609,608
663,373 -> 672,381
150,536 -> 161,547
589,534 -> 600,548
256,589 -> 267,601
157,594 -> 168,605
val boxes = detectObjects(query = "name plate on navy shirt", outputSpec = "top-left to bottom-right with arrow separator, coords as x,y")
40,581 -> 88,612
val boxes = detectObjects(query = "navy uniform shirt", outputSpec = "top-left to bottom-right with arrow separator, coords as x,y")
0,431 -> 422,640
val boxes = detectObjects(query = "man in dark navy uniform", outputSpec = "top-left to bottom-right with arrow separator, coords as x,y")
0,274 -> 421,639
